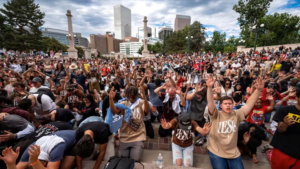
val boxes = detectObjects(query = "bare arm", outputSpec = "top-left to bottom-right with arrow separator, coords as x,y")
109,88 -> 121,114
242,78 -> 264,116
206,75 -> 216,115
93,143 -> 107,169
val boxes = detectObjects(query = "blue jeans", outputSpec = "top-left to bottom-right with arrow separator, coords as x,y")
78,116 -> 103,128
208,151 -> 244,169
172,143 -> 194,167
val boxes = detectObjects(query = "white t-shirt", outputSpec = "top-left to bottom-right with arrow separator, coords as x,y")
29,94 -> 56,119
29,86 -> 49,94
231,63 -> 241,69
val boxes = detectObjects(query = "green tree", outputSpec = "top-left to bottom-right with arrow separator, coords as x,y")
224,35 -> 240,52
0,0 -> 45,51
40,37 -> 68,54
137,45 -> 143,55
210,31 -> 226,54
233,0 -> 273,37
75,46 -> 84,58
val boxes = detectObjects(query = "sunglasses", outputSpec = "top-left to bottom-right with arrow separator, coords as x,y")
226,83 -> 230,85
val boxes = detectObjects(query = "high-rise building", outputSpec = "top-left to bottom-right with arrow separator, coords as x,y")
90,32 -> 124,54
40,27 -> 69,45
174,15 -> 191,31
114,5 -> 131,40
158,26 -> 173,40
120,42 -> 143,55
154,28 -> 156,38
40,27 -> 89,47
74,33 -> 89,47
137,26 -> 152,41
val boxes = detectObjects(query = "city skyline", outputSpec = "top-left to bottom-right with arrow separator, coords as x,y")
0,0 -> 299,41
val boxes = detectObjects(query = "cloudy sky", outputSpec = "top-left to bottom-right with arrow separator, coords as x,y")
1,0 -> 300,41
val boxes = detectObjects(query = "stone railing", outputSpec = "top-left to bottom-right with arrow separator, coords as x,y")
237,43 -> 300,53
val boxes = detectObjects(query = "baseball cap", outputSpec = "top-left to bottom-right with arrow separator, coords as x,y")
32,77 -> 42,83
178,113 -> 192,131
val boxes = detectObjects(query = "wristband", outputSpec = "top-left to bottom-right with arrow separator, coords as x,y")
30,159 -> 39,166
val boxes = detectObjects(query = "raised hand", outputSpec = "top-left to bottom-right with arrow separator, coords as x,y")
28,145 -> 40,164
139,86 -> 146,99
161,119 -> 170,129
267,95 -> 273,101
195,83 -> 204,93
254,77 -> 265,91
206,75 -> 215,87
0,147 -> 19,166
109,87 -> 117,99
202,122 -> 211,135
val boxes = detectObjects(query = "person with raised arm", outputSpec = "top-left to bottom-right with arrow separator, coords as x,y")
206,75 -> 264,169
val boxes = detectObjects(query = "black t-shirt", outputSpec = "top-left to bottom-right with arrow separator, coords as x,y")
79,102 -> 98,123
270,106 -> 300,159
55,108 -> 74,122
25,121 -> 72,141
111,82 -> 120,92
280,61 -> 293,73
233,90 -> 244,103
76,122 -> 111,144
207,64 -> 214,73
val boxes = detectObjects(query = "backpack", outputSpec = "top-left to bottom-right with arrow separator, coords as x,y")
104,156 -> 137,169
32,88 -> 55,104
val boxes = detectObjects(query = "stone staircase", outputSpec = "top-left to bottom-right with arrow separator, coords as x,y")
142,126 -> 208,154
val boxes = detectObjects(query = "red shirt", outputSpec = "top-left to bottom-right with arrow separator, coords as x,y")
261,88 -> 284,107
246,106 -> 269,126
102,68 -> 110,76
177,78 -> 184,87
198,62 -> 206,70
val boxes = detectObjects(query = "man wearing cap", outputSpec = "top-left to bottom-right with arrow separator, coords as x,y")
67,63 -> 88,94
270,83 -> 300,169
18,93 -> 56,128
161,113 -> 210,167
29,77 -> 49,94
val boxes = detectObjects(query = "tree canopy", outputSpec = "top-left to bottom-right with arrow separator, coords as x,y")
0,0 -> 45,51
40,37 -> 68,53
162,21 -> 207,54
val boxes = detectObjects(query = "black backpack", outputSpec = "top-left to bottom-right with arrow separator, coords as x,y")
104,156 -> 144,169
32,88 -> 55,104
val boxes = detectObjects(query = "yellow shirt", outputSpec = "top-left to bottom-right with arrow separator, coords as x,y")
272,64 -> 282,71
84,64 -> 90,72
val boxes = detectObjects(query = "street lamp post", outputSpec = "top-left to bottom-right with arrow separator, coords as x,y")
186,36 -> 193,54
253,24 -> 264,56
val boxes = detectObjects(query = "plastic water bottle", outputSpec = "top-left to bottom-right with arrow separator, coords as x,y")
157,153 -> 163,168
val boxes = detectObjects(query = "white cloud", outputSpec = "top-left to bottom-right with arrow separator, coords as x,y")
0,0 -> 298,42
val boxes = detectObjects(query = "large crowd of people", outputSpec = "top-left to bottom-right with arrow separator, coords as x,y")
0,45 -> 299,169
